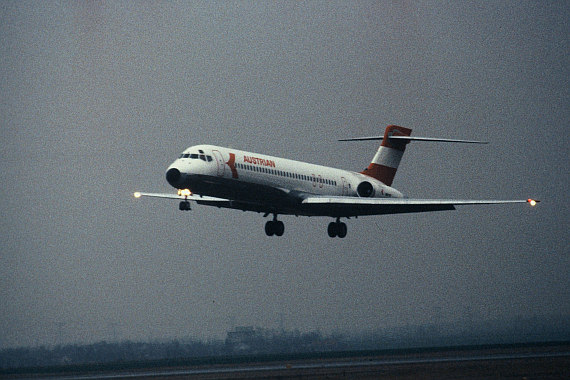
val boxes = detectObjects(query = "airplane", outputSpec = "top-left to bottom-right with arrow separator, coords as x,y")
134,125 -> 538,238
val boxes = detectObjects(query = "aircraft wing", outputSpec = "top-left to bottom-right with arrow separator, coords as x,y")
301,196 -> 537,217
134,191 -> 537,217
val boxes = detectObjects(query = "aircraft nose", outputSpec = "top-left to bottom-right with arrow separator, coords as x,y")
166,168 -> 181,187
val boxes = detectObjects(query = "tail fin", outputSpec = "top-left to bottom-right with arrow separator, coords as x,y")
360,125 -> 412,186
339,125 -> 488,186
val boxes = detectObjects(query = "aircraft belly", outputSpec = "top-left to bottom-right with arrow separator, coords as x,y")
188,175 -> 301,214
185,176 -> 458,217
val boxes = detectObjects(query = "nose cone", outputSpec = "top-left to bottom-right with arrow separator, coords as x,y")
166,168 -> 181,187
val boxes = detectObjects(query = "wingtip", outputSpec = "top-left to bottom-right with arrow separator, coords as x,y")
527,198 -> 540,206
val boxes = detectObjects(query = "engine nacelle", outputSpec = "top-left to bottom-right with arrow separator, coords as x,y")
357,181 -> 375,197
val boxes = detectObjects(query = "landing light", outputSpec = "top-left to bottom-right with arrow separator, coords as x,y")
527,199 -> 539,206
178,188 -> 192,197
134,192 -> 142,198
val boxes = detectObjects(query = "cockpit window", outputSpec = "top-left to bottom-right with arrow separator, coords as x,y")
181,152 -> 213,162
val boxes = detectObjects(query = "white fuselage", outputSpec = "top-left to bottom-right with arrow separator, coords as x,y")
166,145 -> 403,215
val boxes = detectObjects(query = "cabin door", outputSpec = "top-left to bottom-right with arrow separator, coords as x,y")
341,177 -> 349,195
212,150 -> 225,177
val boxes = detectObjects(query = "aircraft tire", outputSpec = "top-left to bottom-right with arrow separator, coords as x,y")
337,222 -> 347,238
275,221 -> 284,236
265,221 -> 275,236
327,222 -> 337,238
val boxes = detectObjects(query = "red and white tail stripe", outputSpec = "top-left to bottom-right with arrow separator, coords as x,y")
360,125 -> 412,186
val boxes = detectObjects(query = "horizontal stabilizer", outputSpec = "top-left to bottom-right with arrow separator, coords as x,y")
339,135 -> 488,144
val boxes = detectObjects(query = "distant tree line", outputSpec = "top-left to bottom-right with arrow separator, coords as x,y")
1,314 -> 568,371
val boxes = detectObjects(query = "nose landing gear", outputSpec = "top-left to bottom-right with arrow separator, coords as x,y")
179,201 -> 191,211
327,218 -> 347,238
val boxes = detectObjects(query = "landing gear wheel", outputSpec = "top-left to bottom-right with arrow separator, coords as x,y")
328,222 -> 337,238
179,201 -> 191,211
265,221 -> 275,236
274,221 -> 284,236
337,222 -> 347,238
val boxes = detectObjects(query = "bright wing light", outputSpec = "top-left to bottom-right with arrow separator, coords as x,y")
177,188 -> 192,197
134,192 -> 142,198
527,199 -> 539,206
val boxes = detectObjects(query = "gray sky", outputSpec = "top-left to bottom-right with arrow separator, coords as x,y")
1,1 -> 568,348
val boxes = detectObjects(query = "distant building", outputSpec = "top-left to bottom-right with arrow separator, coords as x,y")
225,326 -> 264,353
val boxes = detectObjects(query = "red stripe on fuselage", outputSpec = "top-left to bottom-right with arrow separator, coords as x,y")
227,153 -> 238,179
361,163 -> 398,186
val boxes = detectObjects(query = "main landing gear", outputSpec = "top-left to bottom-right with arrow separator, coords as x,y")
263,215 -> 348,238
265,215 -> 284,237
327,218 -> 347,238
